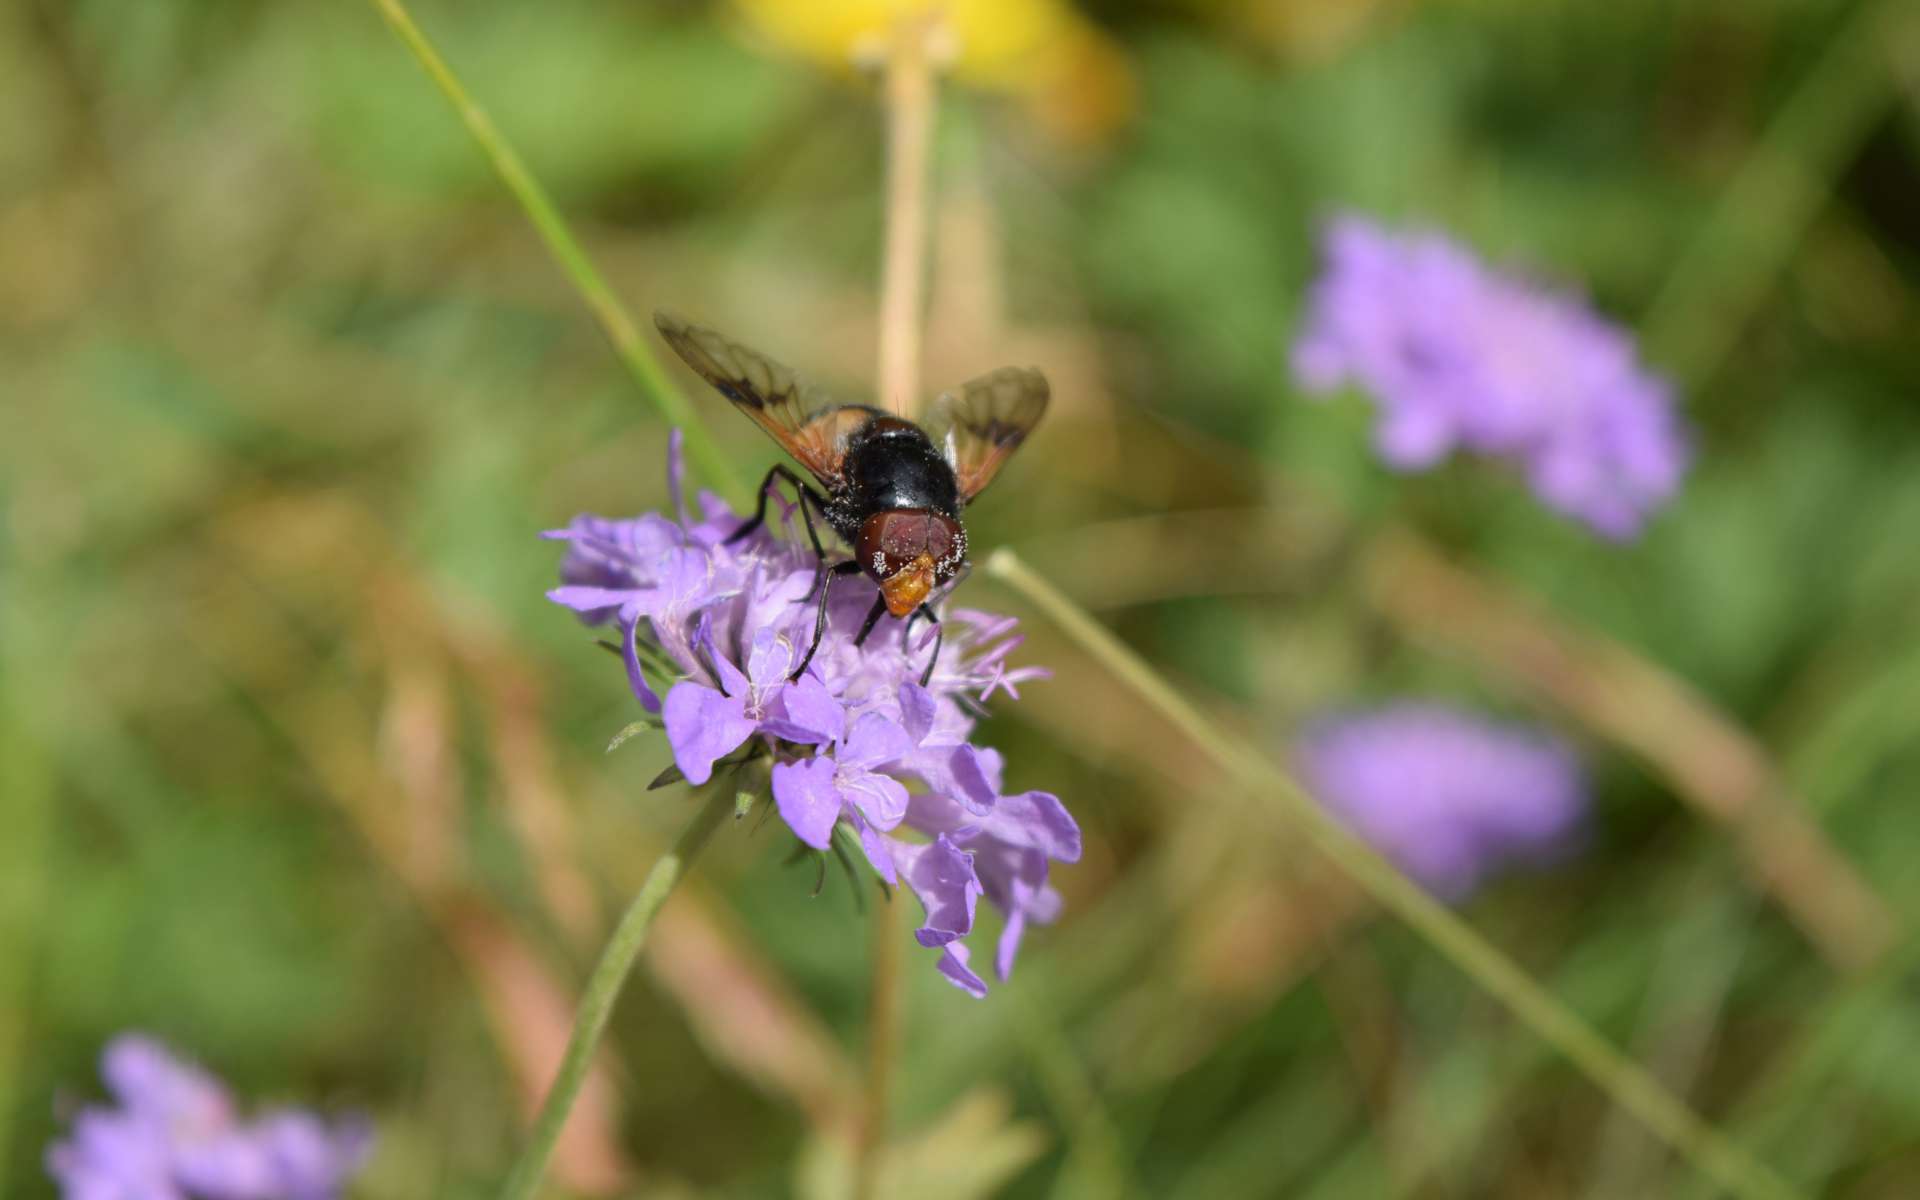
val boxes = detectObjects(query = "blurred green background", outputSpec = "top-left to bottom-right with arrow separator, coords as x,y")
5,0 -> 1920,1195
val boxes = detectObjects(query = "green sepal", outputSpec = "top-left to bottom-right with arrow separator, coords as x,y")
829,824 -> 868,915
606,719 -> 660,754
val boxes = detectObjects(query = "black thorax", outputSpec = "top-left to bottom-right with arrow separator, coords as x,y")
827,417 -> 962,540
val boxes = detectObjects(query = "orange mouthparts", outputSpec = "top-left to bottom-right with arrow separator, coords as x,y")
879,554 -> 936,618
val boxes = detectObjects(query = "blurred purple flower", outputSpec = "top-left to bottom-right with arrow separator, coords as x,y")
1296,704 -> 1588,901
546,432 -> 1078,996
1291,215 -> 1689,539
46,1035 -> 371,1200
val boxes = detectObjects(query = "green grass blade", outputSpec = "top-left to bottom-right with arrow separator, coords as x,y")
368,0 -> 745,505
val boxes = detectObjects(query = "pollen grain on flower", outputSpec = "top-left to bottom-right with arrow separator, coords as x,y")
1290,214 -> 1690,539
546,432 -> 1077,996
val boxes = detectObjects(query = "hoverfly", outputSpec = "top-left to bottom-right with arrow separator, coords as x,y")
654,312 -> 1048,685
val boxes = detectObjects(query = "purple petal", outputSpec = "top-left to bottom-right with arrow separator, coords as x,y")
1290,214 -> 1688,538
654,546 -> 735,615
687,491 -> 744,545
662,682 -> 756,786
545,585 -> 639,616
667,429 -> 689,526
843,768 -> 909,831
744,626 -> 798,690
174,1131 -> 280,1200
695,611 -> 749,697
854,817 -> 899,886
893,835 -> 980,947
176,1110 -> 372,1200
839,713 -> 912,772
741,565 -> 817,637
935,942 -> 988,999
771,757 -> 842,850
985,791 -> 1082,863
258,1111 -> 372,1200
45,1107 -> 182,1199
1296,703 -> 1589,901
946,746 -> 1000,815
762,673 -> 845,746
621,616 -> 661,715
102,1036 -> 233,1129
996,909 -> 1028,982
896,682 -> 939,745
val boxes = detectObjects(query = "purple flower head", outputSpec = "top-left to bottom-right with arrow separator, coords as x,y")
1296,704 -> 1588,901
1291,215 -> 1689,539
47,1035 -> 371,1200
547,432 -> 1076,995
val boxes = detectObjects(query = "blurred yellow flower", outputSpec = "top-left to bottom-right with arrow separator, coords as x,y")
730,0 -> 1134,142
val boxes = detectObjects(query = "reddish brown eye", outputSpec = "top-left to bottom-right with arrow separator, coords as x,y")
855,513 -> 908,580
855,511 -> 967,582
926,516 -> 965,580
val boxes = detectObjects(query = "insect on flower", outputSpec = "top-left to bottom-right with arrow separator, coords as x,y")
655,311 -> 1048,686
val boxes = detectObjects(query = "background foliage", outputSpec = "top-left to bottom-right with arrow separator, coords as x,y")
5,0 -> 1920,1196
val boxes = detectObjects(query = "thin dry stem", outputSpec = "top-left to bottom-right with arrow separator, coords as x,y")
851,13 -> 944,1192
852,896 -> 903,1200
877,12 -> 941,415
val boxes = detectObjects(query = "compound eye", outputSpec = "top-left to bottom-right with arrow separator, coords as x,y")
858,511 -> 966,577
856,512 -> 916,580
927,518 -> 965,580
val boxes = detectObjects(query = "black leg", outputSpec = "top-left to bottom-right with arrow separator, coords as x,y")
729,464 -> 830,562
736,464 -> 839,681
852,593 -> 889,648
791,560 -> 863,681
908,604 -> 942,686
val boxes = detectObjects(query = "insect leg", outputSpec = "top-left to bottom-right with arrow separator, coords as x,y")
851,593 -> 889,648
728,464 -> 830,556
791,560 -> 863,682
909,604 -> 943,687
725,466 -> 782,544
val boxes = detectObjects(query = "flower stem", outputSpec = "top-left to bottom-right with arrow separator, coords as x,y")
851,16 -> 943,1193
983,547 -> 1804,1200
367,0 -> 745,505
498,787 -> 733,1200
852,893 -> 902,1200
876,11 -> 941,417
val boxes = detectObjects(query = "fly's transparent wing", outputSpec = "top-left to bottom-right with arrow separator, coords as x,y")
931,365 -> 1049,502
654,311 -> 871,490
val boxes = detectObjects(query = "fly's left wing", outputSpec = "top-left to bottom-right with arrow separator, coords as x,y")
654,311 -> 870,491
931,366 -> 1049,503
